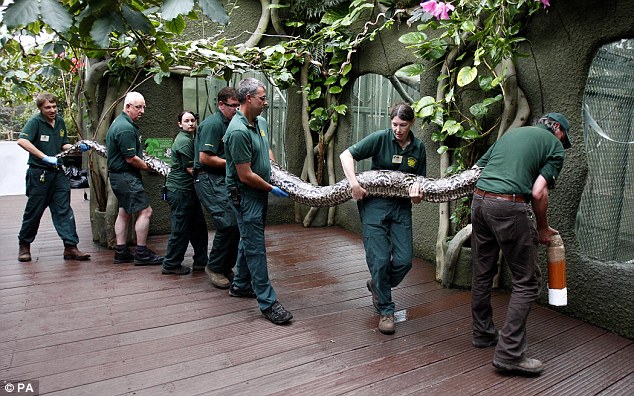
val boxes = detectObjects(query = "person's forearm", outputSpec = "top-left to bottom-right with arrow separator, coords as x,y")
532,193 -> 549,231
340,150 -> 359,187
199,152 -> 225,169
531,175 -> 550,231
240,171 -> 272,191
126,156 -> 149,171
17,138 -> 46,159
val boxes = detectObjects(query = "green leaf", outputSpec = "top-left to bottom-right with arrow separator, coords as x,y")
156,37 -> 170,55
457,66 -> 478,87
431,130 -> 446,142
400,63 -> 425,76
121,4 -> 153,33
307,86 -> 322,100
469,102 -> 487,117
328,85 -> 342,94
324,76 -> 338,86
198,0 -> 230,25
342,63 -> 352,76
399,31 -> 427,45
478,75 -> 494,91
437,145 -> 448,155
161,0 -> 194,21
40,0 -> 73,33
462,129 -> 481,139
442,119 -> 463,135
413,96 -> 436,118
333,104 -> 347,115
165,16 -> 187,34
91,12 -> 126,48
2,0 -> 40,28
461,20 -> 476,33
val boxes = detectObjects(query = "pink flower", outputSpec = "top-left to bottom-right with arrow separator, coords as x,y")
420,1 -> 455,20
537,0 -> 550,7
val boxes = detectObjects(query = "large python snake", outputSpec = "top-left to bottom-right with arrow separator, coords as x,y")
59,140 -> 481,207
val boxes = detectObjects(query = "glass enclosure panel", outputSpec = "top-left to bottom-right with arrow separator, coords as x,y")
576,39 -> 634,263
350,73 -> 419,171
183,72 -> 288,167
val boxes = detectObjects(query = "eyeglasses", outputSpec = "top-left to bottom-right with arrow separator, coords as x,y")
250,95 -> 267,101
132,104 -> 146,110
222,102 -> 240,108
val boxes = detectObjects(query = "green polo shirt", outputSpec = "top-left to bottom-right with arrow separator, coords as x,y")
19,113 -> 70,168
475,125 -> 565,196
225,111 -> 271,199
348,128 -> 427,176
194,111 -> 230,173
106,112 -> 144,173
166,131 -> 195,192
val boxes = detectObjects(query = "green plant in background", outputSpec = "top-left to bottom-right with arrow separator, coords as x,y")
399,0 -> 550,280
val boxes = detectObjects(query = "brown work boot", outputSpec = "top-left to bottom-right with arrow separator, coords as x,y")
205,266 -> 230,289
63,245 -> 91,261
18,242 -> 31,262
493,356 -> 544,376
378,314 -> 395,335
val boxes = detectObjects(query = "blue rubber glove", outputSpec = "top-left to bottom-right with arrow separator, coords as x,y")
42,155 -> 58,166
79,142 -> 90,152
270,186 -> 289,198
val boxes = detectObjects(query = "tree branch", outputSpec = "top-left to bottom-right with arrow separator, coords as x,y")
244,0 -> 271,48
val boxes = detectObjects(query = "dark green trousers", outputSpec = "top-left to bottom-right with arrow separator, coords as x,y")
19,167 -> 79,246
162,189 -> 208,269
359,197 -> 414,315
194,173 -> 239,274
230,194 -> 277,311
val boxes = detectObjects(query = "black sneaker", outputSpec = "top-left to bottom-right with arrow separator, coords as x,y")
261,301 -> 293,325
162,265 -> 191,275
114,248 -> 134,264
134,248 -> 163,266
229,283 -> 256,299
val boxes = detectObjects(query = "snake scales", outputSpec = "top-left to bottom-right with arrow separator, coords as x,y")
59,140 -> 481,207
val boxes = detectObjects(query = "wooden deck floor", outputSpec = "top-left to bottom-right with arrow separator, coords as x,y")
1,190 -> 632,395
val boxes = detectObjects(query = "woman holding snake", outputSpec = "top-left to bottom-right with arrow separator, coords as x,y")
340,102 -> 427,335
161,110 -> 209,276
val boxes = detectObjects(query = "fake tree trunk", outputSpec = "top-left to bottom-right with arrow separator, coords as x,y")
84,60 -> 131,248
439,57 -> 530,286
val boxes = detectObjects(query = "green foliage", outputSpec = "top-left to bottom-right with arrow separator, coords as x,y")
404,1 -> 543,168
402,0 -> 545,224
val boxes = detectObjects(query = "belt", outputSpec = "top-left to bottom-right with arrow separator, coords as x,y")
474,187 -> 528,203
195,168 -> 225,176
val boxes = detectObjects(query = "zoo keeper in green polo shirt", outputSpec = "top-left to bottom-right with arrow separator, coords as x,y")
106,91 -> 163,266
470,112 -> 571,376
17,92 -> 91,262
161,110 -> 209,275
193,87 -> 240,288
340,102 -> 427,335
224,77 -> 293,326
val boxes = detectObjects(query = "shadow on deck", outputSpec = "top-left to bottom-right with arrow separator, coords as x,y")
0,190 -> 632,395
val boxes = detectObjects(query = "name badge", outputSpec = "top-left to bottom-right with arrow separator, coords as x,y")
392,155 -> 403,164
40,135 -> 50,142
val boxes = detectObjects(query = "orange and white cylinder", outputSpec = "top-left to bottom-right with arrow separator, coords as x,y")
547,234 -> 567,306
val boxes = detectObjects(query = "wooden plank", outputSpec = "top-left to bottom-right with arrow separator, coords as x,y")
0,191 -> 632,395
